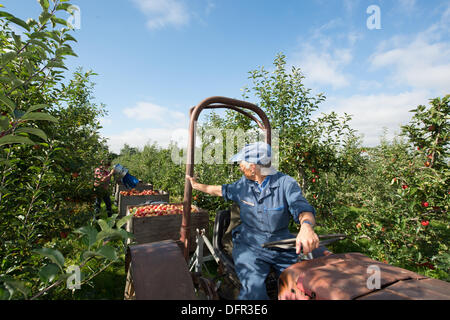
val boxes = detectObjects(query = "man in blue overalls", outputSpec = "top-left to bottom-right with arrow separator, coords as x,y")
187,142 -> 319,300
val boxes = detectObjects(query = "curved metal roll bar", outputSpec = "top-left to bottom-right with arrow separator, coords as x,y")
180,96 -> 272,260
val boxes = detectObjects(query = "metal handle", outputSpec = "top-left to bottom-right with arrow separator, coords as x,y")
180,97 -> 272,260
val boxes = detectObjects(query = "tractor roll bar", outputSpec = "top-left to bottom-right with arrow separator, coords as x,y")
180,96 -> 272,260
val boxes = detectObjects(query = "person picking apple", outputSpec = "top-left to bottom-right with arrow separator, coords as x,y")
93,159 -> 115,217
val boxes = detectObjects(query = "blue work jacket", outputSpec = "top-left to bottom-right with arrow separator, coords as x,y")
222,172 -> 316,246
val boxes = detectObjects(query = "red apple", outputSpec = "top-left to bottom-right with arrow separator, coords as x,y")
421,220 -> 429,227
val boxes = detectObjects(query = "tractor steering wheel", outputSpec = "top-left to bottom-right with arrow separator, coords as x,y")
262,234 -> 347,251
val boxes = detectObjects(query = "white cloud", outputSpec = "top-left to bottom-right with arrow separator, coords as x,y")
325,90 -> 431,146
123,101 -> 188,128
132,0 -> 190,30
357,80 -> 382,91
292,43 -> 353,89
370,38 -> 450,93
347,31 -> 364,46
105,101 -> 190,153
205,0 -> 215,15
290,19 -> 359,90
398,0 -> 417,13
99,117 -> 113,127
106,127 -> 188,154
343,0 -> 360,14
369,6 -> 450,94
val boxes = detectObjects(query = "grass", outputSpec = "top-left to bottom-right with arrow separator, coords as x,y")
72,261 -> 126,300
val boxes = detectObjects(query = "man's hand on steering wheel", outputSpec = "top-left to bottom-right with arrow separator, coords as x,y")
296,217 -> 320,255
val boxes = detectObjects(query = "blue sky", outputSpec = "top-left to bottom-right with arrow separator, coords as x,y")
2,0 -> 450,153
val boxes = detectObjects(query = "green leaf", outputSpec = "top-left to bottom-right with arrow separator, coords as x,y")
0,11 -> 30,31
55,46 -> 77,57
29,31 -> 48,39
81,250 -> 98,260
0,276 -> 29,299
12,33 -> 21,47
97,245 -> 118,261
82,247 -> 116,262
0,115 -> 9,131
46,60 -> 68,70
74,226 -> 98,249
25,104 -> 48,115
64,34 -> 77,43
1,51 -> 17,64
0,135 -> 35,146
38,263 -> 60,283
33,248 -> 65,270
38,11 -> 52,26
51,16 -> 68,27
21,112 -> 58,123
106,214 -> 118,228
56,3 -> 72,11
96,229 -> 124,242
116,214 -> 133,229
38,0 -> 50,11
29,39 -> 52,53
118,228 -> 135,240
15,127 -> 48,141
82,246 -> 117,262
97,219 -> 111,232
0,94 -> 16,113
46,30 -> 61,43
0,285 -> 10,300
13,109 -> 25,119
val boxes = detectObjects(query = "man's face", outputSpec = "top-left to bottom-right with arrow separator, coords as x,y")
239,161 -> 255,180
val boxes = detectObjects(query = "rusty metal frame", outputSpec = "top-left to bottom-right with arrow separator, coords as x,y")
180,96 -> 272,260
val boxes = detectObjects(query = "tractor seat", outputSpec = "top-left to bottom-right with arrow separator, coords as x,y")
212,208 -> 239,280
212,207 -> 280,299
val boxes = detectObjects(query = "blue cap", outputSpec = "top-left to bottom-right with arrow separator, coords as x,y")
230,142 -> 272,165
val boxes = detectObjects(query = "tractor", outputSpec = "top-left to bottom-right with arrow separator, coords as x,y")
123,96 -> 450,300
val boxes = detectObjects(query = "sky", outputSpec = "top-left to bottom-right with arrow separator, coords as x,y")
2,0 -> 450,153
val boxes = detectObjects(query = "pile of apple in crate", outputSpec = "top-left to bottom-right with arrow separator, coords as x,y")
130,203 -> 199,217
123,192 -> 209,251
117,185 -> 169,218
120,189 -> 160,197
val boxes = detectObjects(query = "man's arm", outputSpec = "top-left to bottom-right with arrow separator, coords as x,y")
98,169 -> 114,183
299,211 -> 316,226
186,176 -> 222,197
296,211 -> 319,255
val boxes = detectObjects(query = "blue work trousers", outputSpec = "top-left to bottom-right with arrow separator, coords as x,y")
232,236 -> 298,300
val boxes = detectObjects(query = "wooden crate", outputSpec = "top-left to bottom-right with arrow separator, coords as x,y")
114,182 -> 154,204
125,204 -> 210,252
118,192 -> 169,218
